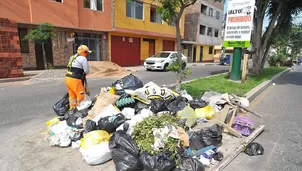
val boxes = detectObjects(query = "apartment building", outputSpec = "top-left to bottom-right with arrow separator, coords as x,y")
110,0 -> 184,66
182,0 -> 224,62
0,0 -> 184,73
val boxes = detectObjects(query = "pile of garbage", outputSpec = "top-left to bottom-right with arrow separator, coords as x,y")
44,74 -> 263,171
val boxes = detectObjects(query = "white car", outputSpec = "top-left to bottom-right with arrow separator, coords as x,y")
144,51 -> 188,71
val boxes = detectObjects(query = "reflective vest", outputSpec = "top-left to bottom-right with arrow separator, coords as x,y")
66,54 -> 85,80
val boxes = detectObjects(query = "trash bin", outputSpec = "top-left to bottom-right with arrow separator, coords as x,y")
226,54 -> 231,65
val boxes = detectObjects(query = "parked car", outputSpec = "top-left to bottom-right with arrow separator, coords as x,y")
144,51 -> 188,71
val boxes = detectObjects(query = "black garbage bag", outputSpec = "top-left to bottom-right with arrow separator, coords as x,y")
66,116 -> 83,129
213,152 -> 224,161
173,155 -> 205,171
150,100 -> 169,113
74,109 -> 88,118
244,142 -> 264,156
166,97 -> 187,115
61,108 -> 88,120
70,131 -> 84,142
109,130 -> 143,171
85,120 -> 98,133
133,101 -> 150,114
53,93 -> 69,116
188,99 -> 208,110
98,113 -> 127,133
198,124 -> 223,147
139,152 -> 175,171
189,124 -> 223,150
113,74 -> 143,94
189,132 -> 205,151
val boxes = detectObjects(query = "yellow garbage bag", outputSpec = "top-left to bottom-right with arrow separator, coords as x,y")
46,117 -> 60,127
80,130 -> 111,149
195,106 -> 216,120
178,105 -> 197,127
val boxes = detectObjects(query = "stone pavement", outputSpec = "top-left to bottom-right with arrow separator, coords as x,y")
225,66 -> 302,171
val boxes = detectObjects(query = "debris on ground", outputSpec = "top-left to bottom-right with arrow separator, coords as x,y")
26,61 -> 131,84
44,73 -> 265,170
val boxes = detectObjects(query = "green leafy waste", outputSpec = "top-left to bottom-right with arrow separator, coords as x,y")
131,113 -> 182,159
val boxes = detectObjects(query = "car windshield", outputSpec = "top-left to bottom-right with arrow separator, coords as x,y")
153,52 -> 171,58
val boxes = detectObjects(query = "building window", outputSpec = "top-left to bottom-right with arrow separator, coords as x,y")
209,46 -> 213,54
214,50 -> 217,55
150,6 -> 161,23
216,11 -> 220,20
207,27 -> 213,36
84,0 -> 103,11
208,8 -> 213,17
126,1 -> 144,20
214,29 -> 219,37
52,0 -> 63,2
18,28 -> 29,53
199,25 -> 206,35
201,4 -> 207,15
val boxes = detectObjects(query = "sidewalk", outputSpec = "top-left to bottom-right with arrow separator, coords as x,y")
0,62 -> 220,83
225,66 -> 302,171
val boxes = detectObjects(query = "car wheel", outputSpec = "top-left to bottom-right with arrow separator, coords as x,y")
163,63 -> 169,72
182,63 -> 186,70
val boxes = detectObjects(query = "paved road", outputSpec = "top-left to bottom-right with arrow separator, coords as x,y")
0,64 -> 230,171
0,64 -> 228,126
225,66 -> 302,171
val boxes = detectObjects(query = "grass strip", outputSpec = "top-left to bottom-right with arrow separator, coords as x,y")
181,67 -> 287,97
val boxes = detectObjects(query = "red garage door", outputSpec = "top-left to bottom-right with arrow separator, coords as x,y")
163,40 -> 175,51
111,35 -> 140,66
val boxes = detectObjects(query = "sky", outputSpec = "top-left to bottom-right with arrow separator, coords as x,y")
223,0 -> 302,27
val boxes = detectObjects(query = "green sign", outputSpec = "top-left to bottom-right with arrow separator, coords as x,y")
223,41 -> 250,48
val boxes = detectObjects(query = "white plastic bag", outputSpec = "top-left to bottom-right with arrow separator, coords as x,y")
47,121 -> 72,147
180,90 -> 193,101
121,108 -> 135,119
81,142 -> 112,165
77,94 -> 92,111
116,108 -> 153,135
92,104 -> 120,123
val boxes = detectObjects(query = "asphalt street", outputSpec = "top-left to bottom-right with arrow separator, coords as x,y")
0,64 -> 231,171
0,65 -> 228,127
225,66 -> 302,171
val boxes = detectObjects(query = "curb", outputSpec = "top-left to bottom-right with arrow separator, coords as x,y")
244,68 -> 291,102
165,67 -> 290,102
165,72 -> 229,89
0,76 -> 31,83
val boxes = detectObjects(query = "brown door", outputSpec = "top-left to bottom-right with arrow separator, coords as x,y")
111,35 -> 140,66
35,39 -> 54,69
163,40 -> 175,51
148,41 -> 155,56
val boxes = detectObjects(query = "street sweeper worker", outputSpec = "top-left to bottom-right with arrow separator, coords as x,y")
65,45 -> 91,109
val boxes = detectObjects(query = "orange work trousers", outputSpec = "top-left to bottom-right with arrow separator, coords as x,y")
65,77 -> 85,109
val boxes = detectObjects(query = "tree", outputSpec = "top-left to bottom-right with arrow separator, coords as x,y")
24,23 -> 55,69
267,23 -> 302,66
249,0 -> 302,74
156,0 -> 197,92
128,0 -> 223,92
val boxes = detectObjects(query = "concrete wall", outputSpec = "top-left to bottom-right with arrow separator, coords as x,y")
0,18 -> 24,78
184,0 -> 224,46
198,0 -> 224,46
0,0 -> 111,31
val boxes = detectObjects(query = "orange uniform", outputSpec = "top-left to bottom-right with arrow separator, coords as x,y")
65,45 -> 91,109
